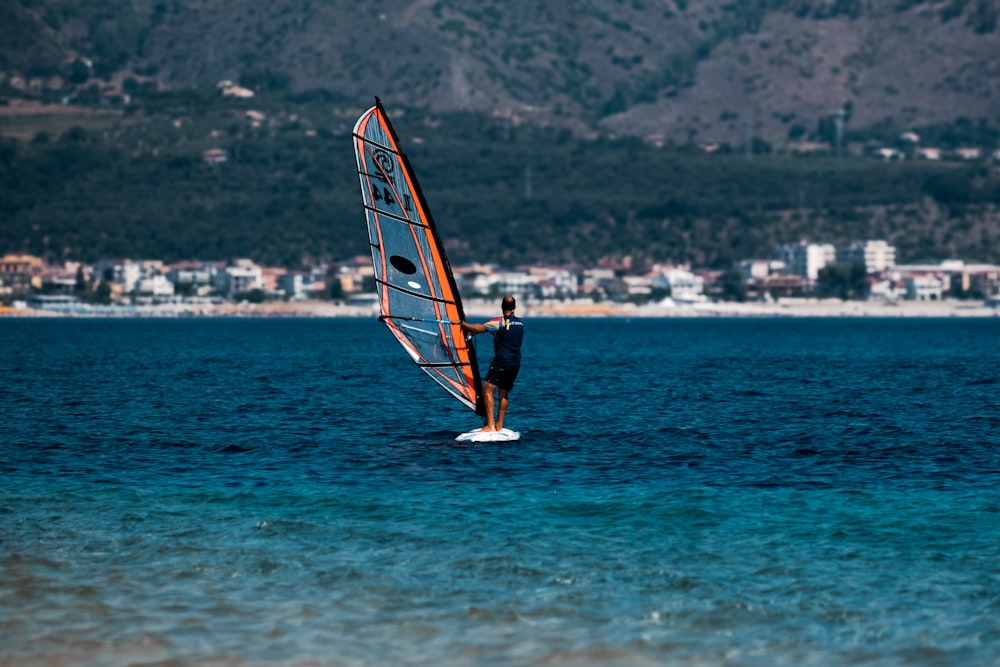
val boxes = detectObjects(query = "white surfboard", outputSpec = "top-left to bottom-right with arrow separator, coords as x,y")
455,428 -> 521,443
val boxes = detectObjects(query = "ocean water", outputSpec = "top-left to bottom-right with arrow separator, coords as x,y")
2,317 -> 999,667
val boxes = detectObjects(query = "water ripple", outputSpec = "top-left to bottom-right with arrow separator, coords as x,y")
2,318 -> 1000,666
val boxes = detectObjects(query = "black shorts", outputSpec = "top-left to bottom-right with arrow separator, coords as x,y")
485,364 -> 520,391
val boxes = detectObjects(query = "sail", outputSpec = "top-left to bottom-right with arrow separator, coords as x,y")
352,98 -> 485,416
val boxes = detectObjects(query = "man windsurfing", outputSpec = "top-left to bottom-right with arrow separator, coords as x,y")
460,295 -> 525,432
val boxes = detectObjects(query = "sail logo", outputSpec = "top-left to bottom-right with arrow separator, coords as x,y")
373,149 -> 395,176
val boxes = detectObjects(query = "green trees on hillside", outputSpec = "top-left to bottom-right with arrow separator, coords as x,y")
1,101 -> 998,269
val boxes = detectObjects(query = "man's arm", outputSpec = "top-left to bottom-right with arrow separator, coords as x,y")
460,320 -> 488,334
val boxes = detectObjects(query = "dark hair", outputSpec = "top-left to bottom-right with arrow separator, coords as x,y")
501,295 -> 516,312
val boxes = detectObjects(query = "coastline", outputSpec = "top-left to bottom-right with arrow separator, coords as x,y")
2,297 -> 997,319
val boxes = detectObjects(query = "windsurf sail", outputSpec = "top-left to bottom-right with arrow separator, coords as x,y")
353,97 -> 485,416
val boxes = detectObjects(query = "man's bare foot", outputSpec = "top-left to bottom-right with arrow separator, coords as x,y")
482,423 -> 497,431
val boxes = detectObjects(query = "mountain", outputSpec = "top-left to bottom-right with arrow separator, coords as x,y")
1,1 -> 998,272
3,1 -> 998,144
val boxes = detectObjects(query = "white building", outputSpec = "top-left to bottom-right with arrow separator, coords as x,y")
215,263 -> 263,297
95,260 -> 142,292
492,270 -> 535,297
893,260 -> 1000,298
738,259 -> 785,280
779,242 -> 836,282
580,268 -> 617,290
653,266 -> 706,303
168,263 -> 216,291
877,147 -> 904,161
904,275 -> 944,301
838,240 -> 896,274
869,279 -> 903,302
622,275 -> 653,298
134,275 -> 175,297
221,85 -> 254,98
528,266 -> 577,297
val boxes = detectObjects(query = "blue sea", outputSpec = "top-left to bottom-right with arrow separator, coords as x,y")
3,317 -> 999,667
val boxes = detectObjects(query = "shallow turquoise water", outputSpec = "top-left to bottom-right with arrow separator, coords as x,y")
2,318 -> 999,666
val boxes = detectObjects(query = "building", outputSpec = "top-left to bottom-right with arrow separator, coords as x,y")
779,242 -> 836,282
328,258 -> 374,296
134,275 -> 175,298
877,147 -> 904,161
215,261 -> 263,297
277,272 -> 308,299
838,240 -> 896,274
954,148 -> 981,161
869,279 -> 904,302
40,261 -> 87,293
904,275 -> 944,301
580,268 -> 617,292
954,263 -> 1000,298
245,110 -> 266,127
527,266 -> 577,299
456,267 -> 496,297
738,259 -> 785,281
652,265 -> 706,303
221,85 -> 254,98
893,260 -> 1000,298
0,254 -> 44,295
168,262 -> 216,295
492,270 -> 536,298
756,274 -> 808,298
202,148 -> 229,164
622,275 -> 653,299
94,259 -> 142,292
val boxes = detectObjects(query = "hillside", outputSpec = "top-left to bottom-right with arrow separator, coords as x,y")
1,99 -> 998,269
2,1 -> 999,144
1,1 -> 999,271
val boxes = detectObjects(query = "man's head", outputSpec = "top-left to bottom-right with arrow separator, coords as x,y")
501,295 -> 516,314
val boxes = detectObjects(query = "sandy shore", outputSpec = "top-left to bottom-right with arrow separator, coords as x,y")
572,298 -> 1000,319
3,298 -> 997,319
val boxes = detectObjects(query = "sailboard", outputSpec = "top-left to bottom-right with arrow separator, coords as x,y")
455,428 -> 520,443
352,97 -> 489,425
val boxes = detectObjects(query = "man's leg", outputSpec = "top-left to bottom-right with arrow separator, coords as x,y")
482,381 -> 497,430
495,388 -> 509,430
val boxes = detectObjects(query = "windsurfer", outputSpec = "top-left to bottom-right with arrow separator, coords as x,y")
461,295 -> 525,432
